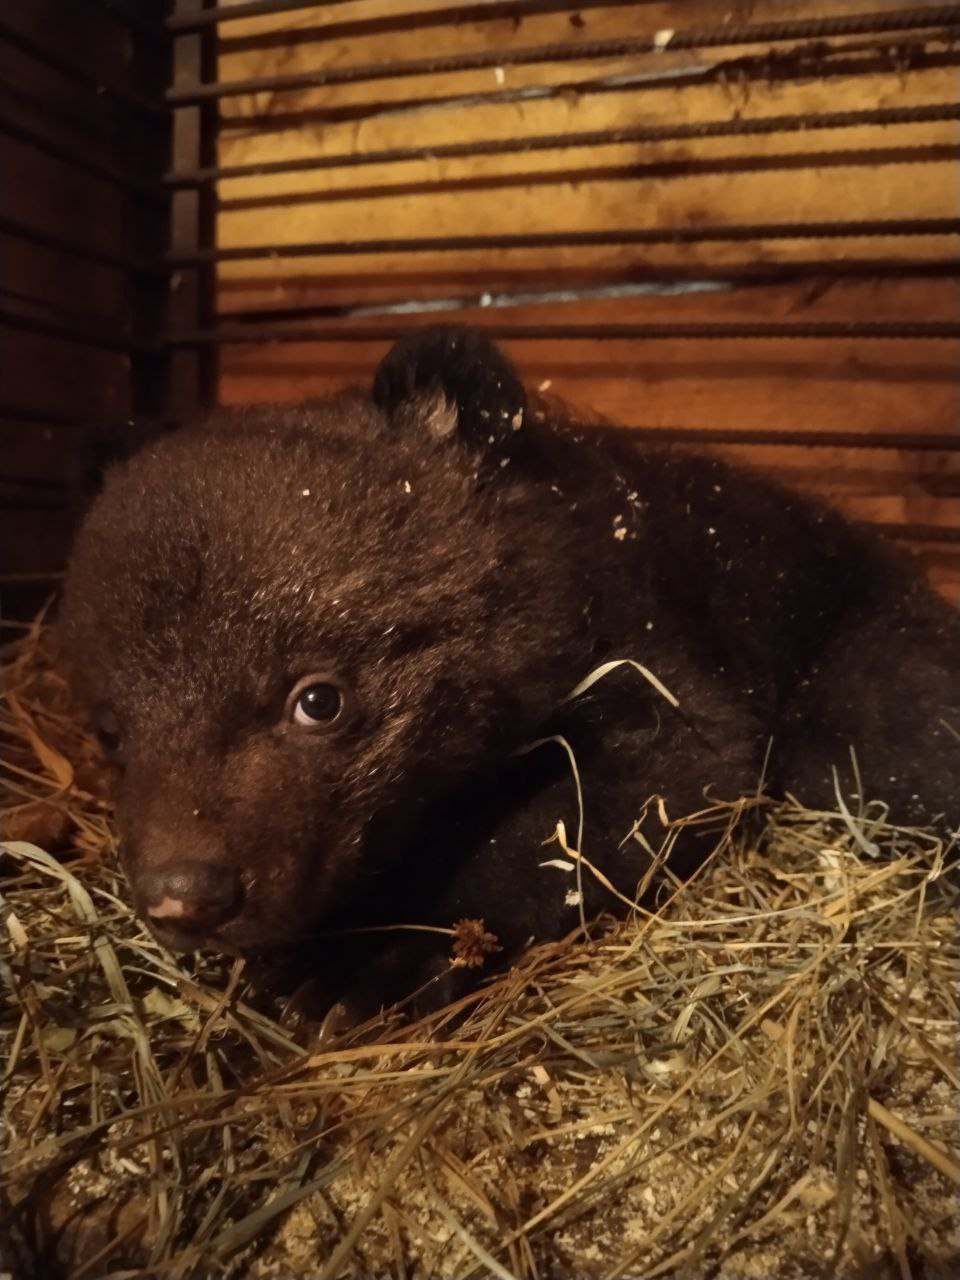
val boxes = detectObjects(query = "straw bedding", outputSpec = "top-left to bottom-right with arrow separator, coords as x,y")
2,617 -> 958,1279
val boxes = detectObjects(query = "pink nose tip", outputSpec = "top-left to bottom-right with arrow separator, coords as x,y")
140,861 -> 241,931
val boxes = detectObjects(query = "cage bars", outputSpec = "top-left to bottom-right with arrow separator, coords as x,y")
165,7 -> 960,105
167,101 -> 960,188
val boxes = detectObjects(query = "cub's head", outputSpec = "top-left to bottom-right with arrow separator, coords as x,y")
61,329 -> 586,953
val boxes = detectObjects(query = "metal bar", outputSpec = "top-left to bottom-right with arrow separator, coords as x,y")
168,0 -> 382,31
0,75 -> 116,154
169,0 -> 658,35
216,144 -> 960,213
605,427 -> 960,453
169,320 -> 960,345
88,0 -> 168,43
0,16 -> 164,117
217,262 -> 960,326
0,403 -> 130,430
214,260 -> 960,303
0,306 -> 146,355
0,213 -> 161,276
219,45 -> 960,135
0,113 -> 163,198
168,218 -> 960,267
0,282 -> 125,329
217,1 -> 681,53
877,524 -> 960,544
166,7 -> 960,105
124,0 -> 177,421
166,0 -> 219,414
171,101 -> 960,188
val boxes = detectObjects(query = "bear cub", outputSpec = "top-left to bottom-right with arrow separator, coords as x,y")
62,327 -> 959,1016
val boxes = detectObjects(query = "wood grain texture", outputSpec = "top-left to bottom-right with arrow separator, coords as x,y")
4,1 -> 956,603
211,1 -> 960,599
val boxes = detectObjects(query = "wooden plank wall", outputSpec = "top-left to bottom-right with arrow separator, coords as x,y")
207,0 -> 960,601
1,0 -> 131,591
2,2 -> 957,606
0,0 -> 172,615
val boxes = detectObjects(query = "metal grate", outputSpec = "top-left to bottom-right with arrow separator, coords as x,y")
1,0 -> 959,611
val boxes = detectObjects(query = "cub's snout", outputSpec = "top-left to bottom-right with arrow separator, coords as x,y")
137,860 -> 243,951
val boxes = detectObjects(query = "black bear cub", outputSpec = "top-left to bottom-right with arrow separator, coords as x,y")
62,327 -> 959,1015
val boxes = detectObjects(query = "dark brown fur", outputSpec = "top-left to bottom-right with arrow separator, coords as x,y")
61,328 -> 959,1014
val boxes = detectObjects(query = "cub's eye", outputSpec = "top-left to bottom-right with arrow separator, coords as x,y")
289,679 -> 345,728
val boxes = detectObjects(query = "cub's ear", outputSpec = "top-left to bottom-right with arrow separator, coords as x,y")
372,326 -> 527,466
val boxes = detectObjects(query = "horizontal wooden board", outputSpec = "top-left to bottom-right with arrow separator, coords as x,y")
0,509 -> 75,577
210,0 -> 959,608
0,421 -> 71,486
1,237 -> 128,326
1,0 -> 142,104
219,326 -> 960,433
0,317 -> 131,422
7,0 -> 955,602
215,0 -> 957,129
0,133 -> 129,260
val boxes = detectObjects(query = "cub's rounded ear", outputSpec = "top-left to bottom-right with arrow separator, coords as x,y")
372,326 -> 527,467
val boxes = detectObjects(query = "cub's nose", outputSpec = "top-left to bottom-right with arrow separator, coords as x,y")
140,861 -> 241,932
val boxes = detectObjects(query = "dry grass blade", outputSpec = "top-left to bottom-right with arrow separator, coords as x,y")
3,620 -> 959,1279
867,1097 -> 960,1185
562,658 -> 680,709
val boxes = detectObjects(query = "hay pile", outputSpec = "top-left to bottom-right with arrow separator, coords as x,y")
2,619 -> 959,1280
